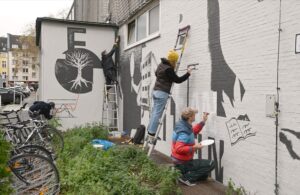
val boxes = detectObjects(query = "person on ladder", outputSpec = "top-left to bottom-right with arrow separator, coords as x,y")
147,50 -> 192,141
101,37 -> 119,90
171,108 -> 215,186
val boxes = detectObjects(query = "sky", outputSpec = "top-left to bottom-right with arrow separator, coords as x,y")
0,0 -> 73,37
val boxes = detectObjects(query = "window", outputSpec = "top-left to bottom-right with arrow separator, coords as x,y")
12,68 -> 15,73
23,60 -> 28,66
23,68 -> 28,73
127,4 -> 160,45
23,76 -> 28,80
12,44 -> 18,49
1,72 -> 6,79
23,52 -> 29,57
32,64 -> 36,70
149,5 -> 159,34
137,12 -> 147,41
1,61 -> 6,68
128,21 -> 136,45
32,72 -> 36,78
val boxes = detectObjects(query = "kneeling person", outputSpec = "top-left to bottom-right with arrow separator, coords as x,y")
29,101 -> 55,120
171,107 -> 215,186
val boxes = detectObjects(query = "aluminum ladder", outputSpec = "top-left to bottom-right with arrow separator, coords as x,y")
143,25 -> 191,156
102,84 -> 119,131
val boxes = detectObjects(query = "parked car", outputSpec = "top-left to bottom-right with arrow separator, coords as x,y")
0,88 -> 25,105
7,86 -> 30,97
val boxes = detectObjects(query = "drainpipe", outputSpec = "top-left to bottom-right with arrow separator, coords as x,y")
275,0 -> 282,194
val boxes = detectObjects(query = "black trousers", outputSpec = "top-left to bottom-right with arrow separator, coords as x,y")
175,159 -> 215,182
104,68 -> 117,85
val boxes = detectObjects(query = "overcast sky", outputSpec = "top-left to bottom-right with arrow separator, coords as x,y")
0,0 -> 73,37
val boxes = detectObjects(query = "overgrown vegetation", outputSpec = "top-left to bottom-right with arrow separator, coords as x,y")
0,137 -> 13,195
57,124 -> 181,195
226,178 -> 248,195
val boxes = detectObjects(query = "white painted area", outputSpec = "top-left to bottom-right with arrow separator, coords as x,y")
118,0 -> 300,194
39,20 -> 115,129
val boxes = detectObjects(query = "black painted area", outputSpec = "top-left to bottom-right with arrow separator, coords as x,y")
207,0 -> 245,117
171,98 -> 176,128
55,48 -> 101,94
237,114 -> 250,121
279,132 -> 300,160
208,137 -> 224,183
280,128 -> 300,160
281,128 -> 300,139
119,46 -> 142,131
67,27 -> 86,50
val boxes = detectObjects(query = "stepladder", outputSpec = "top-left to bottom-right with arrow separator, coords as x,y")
143,25 -> 191,156
102,84 -> 119,131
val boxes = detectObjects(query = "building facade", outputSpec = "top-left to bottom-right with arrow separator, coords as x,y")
7,34 -> 39,86
68,0 -> 300,194
0,37 -> 8,84
36,17 -> 118,129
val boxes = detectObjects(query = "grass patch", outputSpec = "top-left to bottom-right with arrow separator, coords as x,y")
57,124 -> 181,195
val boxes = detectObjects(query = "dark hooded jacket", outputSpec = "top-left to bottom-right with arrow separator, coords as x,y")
102,45 -> 117,71
171,119 -> 205,162
153,58 -> 190,94
29,101 -> 53,119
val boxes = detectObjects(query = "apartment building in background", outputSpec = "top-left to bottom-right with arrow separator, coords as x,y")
7,33 -> 39,86
0,37 -> 8,85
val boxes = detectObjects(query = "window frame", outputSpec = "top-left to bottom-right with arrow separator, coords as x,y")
125,3 -> 160,50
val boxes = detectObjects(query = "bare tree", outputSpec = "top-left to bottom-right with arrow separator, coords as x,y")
65,50 -> 93,90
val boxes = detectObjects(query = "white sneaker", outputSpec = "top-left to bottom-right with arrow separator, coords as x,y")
178,177 -> 196,187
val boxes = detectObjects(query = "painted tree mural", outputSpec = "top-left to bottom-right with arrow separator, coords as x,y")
65,50 -> 93,90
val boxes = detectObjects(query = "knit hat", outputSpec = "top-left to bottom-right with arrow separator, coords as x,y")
167,50 -> 179,63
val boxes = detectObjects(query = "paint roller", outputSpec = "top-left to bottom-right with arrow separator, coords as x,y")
178,63 -> 200,71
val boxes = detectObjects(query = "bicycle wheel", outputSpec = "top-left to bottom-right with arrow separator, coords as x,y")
29,126 -> 64,159
14,144 -> 53,161
9,153 -> 60,195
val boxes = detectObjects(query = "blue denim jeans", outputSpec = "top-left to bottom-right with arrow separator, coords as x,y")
147,90 -> 169,134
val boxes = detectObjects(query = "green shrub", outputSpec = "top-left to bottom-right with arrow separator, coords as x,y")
57,124 -> 181,195
0,137 -> 13,195
226,178 -> 247,195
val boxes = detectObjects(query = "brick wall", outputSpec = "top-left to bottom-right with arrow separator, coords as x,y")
118,0 -> 300,194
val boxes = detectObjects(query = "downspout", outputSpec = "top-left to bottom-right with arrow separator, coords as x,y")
275,0 -> 282,194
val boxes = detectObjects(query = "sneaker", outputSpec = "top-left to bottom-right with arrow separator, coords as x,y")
178,177 -> 196,187
147,134 -> 156,144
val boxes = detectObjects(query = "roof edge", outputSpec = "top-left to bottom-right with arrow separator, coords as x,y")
35,17 -> 118,46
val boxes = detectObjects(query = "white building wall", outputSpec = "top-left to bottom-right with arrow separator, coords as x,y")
118,0 -> 300,194
40,21 -> 116,129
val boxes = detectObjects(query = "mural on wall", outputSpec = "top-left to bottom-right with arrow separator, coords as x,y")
280,128 -> 300,160
207,0 -> 246,118
55,27 -> 102,94
49,95 -> 80,118
130,51 -> 158,112
120,47 -> 142,130
129,50 -> 178,141
197,135 -> 224,183
207,0 -> 256,145
225,115 -> 254,145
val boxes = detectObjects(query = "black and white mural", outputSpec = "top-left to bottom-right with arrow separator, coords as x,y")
55,27 -> 102,94
120,46 -> 142,131
207,0 -> 256,145
280,128 -> 300,160
207,0 -> 246,118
